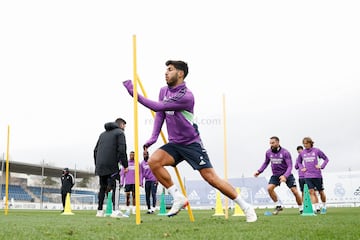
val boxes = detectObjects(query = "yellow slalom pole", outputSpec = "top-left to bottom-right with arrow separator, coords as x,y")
222,94 -> 229,219
5,125 -> 10,215
136,74 -> 195,222
132,34 -> 141,225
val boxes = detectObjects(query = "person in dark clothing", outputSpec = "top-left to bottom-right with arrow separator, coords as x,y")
94,118 -> 129,217
61,167 -> 75,211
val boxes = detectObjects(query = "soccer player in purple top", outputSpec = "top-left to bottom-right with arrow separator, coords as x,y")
121,151 -> 142,216
140,150 -> 158,214
123,60 -> 257,222
295,145 -> 320,213
295,146 -> 306,199
296,137 -> 329,214
254,136 -> 302,215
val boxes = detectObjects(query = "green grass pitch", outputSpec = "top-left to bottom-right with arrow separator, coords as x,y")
1,208 -> 360,240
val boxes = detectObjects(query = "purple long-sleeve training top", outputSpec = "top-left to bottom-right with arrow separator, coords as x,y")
296,147 -> 329,178
257,147 -> 293,178
140,160 -> 157,182
120,159 -> 143,186
294,158 -> 305,179
123,80 -> 200,146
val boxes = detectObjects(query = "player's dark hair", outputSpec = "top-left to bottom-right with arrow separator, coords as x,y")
166,60 -> 188,78
270,136 -> 280,142
296,145 -> 303,151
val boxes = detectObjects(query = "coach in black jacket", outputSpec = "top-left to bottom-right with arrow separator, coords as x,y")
61,168 -> 74,211
94,118 -> 129,216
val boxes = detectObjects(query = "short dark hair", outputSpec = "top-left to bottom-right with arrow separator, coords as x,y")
166,60 -> 188,78
115,118 -> 126,125
270,136 -> 280,142
296,145 -> 303,151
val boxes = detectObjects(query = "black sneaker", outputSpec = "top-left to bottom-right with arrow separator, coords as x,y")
272,206 -> 283,215
299,210 -> 303,214
316,209 -> 321,214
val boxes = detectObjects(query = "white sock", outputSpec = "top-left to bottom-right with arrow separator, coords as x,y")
322,203 -> 326,208
233,195 -> 250,211
299,205 -> 303,211
167,185 -> 184,199
275,201 -> 281,206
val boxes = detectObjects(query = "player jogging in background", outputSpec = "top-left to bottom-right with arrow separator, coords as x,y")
254,136 -> 303,215
123,60 -> 257,222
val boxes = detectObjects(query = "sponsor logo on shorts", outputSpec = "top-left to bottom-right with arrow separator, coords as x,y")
199,156 -> 206,165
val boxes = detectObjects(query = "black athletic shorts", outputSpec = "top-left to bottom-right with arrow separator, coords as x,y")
269,174 -> 297,188
160,142 -> 213,170
124,184 -> 135,193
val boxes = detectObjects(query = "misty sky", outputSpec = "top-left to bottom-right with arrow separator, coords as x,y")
1,0 -> 359,181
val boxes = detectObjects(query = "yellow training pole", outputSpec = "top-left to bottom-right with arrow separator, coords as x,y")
222,94 -> 229,219
132,34 -> 141,225
136,74 -> 195,222
5,125 -> 10,215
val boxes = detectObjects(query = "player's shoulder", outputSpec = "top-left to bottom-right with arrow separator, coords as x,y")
281,147 -> 291,154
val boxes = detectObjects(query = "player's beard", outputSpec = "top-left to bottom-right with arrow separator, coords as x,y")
166,73 -> 179,87
271,146 -> 281,153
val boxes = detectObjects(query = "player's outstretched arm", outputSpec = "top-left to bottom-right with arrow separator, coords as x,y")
123,80 -> 192,112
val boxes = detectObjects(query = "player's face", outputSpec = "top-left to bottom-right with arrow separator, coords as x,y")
165,65 -> 180,87
270,139 -> 279,150
130,152 -> 135,160
303,141 -> 311,149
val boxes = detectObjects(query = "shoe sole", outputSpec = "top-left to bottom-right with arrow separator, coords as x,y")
167,200 -> 189,217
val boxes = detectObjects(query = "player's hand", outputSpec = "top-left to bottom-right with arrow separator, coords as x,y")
279,175 -> 286,182
254,171 -> 260,177
123,80 -> 134,96
124,167 -> 129,173
301,168 -> 307,172
315,164 -> 321,169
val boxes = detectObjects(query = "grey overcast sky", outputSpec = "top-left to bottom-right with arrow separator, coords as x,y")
1,0 -> 359,180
